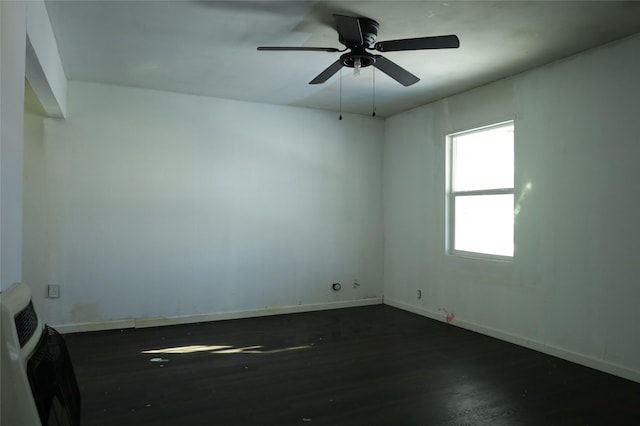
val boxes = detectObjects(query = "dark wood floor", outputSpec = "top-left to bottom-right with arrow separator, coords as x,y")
64,305 -> 640,425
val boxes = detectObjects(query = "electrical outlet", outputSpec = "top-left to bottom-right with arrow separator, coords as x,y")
48,284 -> 61,298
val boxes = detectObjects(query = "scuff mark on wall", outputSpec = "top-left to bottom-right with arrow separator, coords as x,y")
439,308 -> 455,324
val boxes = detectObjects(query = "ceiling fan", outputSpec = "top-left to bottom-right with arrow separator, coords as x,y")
258,14 -> 460,87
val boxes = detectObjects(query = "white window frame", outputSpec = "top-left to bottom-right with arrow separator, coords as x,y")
446,121 -> 514,260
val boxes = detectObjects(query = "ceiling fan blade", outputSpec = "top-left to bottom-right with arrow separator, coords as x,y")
373,55 -> 419,87
309,60 -> 344,84
257,46 -> 341,52
333,14 -> 363,45
374,35 -> 460,52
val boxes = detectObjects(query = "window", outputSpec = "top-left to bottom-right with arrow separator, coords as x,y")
447,121 -> 514,258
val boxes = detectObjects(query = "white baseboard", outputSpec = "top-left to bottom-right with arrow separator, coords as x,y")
55,318 -> 136,334
384,298 -> 640,384
53,297 -> 383,334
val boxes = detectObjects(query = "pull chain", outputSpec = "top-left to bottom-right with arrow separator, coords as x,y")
372,67 -> 376,117
339,69 -> 343,120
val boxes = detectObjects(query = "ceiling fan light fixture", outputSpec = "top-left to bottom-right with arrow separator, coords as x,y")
354,57 -> 361,75
340,51 -> 375,69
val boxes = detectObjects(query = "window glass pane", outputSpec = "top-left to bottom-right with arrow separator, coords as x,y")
454,194 -> 514,257
453,124 -> 514,191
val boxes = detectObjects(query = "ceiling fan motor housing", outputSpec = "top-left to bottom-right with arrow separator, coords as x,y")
338,17 -> 379,48
339,17 -> 379,69
358,17 -> 380,48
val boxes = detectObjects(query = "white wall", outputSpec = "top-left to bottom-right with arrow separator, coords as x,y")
23,81 -> 48,304
23,82 -> 383,326
0,1 -> 26,291
383,33 -> 640,381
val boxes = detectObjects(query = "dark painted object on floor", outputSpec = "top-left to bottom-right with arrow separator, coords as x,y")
65,305 -> 640,425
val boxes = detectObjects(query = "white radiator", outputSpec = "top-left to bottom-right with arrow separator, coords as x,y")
1,283 -> 81,425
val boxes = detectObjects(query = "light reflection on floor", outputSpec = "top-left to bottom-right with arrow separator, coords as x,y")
141,343 -> 312,355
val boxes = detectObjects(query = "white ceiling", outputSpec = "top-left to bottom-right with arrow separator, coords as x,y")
45,1 -> 640,117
